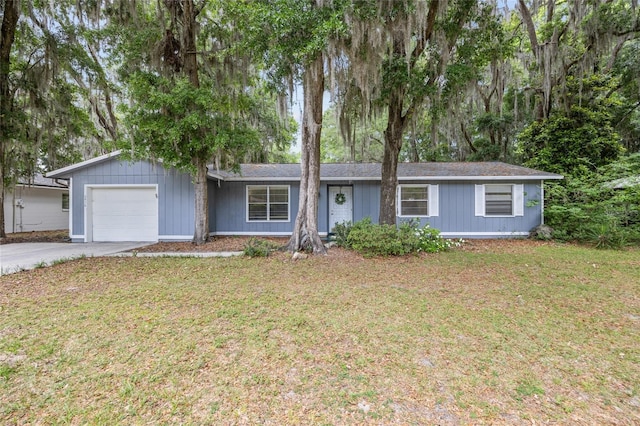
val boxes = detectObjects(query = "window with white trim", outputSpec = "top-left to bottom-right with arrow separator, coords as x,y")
397,184 -> 439,217
475,184 -> 524,217
247,185 -> 289,221
62,193 -> 69,211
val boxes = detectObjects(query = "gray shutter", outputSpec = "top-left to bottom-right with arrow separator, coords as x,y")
428,184 -> 439,217
514,184 -> 524,216
475,184 -> 485,216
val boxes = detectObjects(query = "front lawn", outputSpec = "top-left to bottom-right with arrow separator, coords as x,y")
1,242 -> 638,424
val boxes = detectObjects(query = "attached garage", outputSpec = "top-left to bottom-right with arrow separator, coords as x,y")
86,185 -> 158,242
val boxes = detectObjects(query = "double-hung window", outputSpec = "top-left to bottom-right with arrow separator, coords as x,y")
62,193 -> 69,211
397,184 -> 439,217
247,185 -> 289,221
475,184 -> 524,217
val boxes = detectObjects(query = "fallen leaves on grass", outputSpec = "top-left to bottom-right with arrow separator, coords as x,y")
1,242 -> 638,425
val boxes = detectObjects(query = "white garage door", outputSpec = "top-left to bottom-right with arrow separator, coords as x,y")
91,186 -> 158,242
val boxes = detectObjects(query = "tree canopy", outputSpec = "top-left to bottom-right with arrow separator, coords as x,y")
2,0 -> 639,246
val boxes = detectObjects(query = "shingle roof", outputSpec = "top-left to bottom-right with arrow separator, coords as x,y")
210,162 -> 563,181
47,150 -> 564,181
17,173 -> 68,188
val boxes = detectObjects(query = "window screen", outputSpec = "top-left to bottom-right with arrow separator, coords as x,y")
399,185 -> 428,216
485,184 -> 513,216
247,186 -> 289,221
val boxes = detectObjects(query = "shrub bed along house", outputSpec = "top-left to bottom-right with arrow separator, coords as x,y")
332,218 -> 462,257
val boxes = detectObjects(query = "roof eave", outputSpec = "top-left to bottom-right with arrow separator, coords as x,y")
47,150 -> 122,178
399,175 -> 564,181
211,174 -> 564,182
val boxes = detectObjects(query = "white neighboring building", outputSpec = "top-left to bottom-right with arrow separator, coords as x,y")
3,174 -> 69,233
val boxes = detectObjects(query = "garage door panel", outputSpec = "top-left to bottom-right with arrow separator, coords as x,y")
91,187 -> 158,242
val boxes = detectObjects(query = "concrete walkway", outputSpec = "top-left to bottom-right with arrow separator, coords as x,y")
0,242 -> 245,275
113,251 -> 243,258
0,242 -> 152,275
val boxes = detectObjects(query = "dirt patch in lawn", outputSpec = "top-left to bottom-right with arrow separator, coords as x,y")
0,229 -> 559,254
0,229 -> 69,244
135,236 -> 291,252
136,236 -> 557,253
1,242 -> 638,425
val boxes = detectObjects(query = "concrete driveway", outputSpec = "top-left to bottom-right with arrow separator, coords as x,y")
0,242 -> 151,275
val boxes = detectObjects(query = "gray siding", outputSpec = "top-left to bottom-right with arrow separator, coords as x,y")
63,155 -> 548,241
210,179 -> 543,238
212,180 -> 380,235
319,181 -> 380,233
400,180 -> 542,236
69,158 -> 194,239
212,180 -> 300,234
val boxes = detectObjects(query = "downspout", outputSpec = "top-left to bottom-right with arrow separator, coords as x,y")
16,185 -> 22,232
19,186 -> 23,232
67,177 -> 73,239
11,185 -> 15,233
540,182 -> 545,225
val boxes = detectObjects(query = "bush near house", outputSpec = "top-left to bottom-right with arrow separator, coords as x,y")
543,154 -> 640,249
332,218 -> 462,257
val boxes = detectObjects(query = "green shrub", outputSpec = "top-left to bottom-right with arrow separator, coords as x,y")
339,218 -> 462,257
413,223 -> 464,253
243,238 -> 280,257
542,155 -> 640,247
580,221 -> 628,250
348,220 -> 410,257
331,220 -> 353,248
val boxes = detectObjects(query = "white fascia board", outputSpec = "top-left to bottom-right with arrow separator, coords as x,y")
15,184 -> 68,190
216,175 -> 563,182
398,175 -> 564,181
207,173 -> 225,181
159,235 -> 194,241
215,176 -> 302,182
47,150 -> 123,178
440,231 -> 530,237
85,183 -> 156,189
211,231 -> 329,237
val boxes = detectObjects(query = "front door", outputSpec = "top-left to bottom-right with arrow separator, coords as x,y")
328,185 -> 353,233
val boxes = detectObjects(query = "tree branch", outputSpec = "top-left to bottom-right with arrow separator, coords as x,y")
517,0 -> 538,56
412,0 -> 440,63
460,122 -> 477,153
194,0 -> 207,17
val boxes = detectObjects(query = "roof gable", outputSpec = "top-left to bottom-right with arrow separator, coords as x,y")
47,151 -> 124,178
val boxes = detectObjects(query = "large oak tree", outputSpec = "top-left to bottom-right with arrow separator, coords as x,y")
245,0 -> 348,254
341,0 -> 499,224
117,0 -> 289,244
0,0 -> 116,236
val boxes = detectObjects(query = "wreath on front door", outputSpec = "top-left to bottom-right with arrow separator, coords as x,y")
335,192 -> 347,205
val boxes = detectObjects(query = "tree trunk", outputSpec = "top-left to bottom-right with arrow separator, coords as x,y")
0,0 -> 20,238
287,54 -> 326,255
182,0 -> 200,88
192,156 -> 209,244
182,0 -> 207,244
379,86 -> 406,225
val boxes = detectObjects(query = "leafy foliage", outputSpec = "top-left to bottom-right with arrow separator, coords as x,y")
518,105 -> 624,176
122,75 -> 262,174
330,220 -> 353,248
243,238 -> 281,257
332,218 -> 462,257
543,154 -> 640,248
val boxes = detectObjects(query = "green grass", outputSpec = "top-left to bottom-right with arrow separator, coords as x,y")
0,243 -> 639,424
